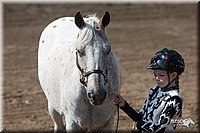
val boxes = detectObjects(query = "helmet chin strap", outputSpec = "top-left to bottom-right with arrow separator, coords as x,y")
162,71 -> 177,89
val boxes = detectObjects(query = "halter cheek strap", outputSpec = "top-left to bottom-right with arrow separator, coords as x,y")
76,50 -> 108,87
162,71 -> 177,89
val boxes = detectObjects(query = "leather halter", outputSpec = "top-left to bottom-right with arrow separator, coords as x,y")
76,50 -> 108,87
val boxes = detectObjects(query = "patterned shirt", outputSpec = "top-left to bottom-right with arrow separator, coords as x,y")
121,86 -> 183,133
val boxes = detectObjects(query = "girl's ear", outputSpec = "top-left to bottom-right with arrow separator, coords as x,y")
171,72 -> 178,79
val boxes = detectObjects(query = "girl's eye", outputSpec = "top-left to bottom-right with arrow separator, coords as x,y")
154,74 -> 164,77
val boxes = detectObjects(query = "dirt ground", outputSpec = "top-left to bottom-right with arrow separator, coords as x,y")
3,3 -> 198,132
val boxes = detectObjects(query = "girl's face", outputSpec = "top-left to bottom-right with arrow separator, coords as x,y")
153,70 -> 177,88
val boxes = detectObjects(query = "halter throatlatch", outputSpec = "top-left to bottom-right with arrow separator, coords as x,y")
76,50 -> 108,87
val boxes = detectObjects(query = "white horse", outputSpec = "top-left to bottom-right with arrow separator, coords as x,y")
38,11 -> 121,132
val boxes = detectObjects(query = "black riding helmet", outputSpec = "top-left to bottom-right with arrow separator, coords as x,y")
147,48 -> 185,75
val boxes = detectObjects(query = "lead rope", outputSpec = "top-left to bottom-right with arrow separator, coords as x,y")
112,92 -> 120,133
115,103 -> 119,133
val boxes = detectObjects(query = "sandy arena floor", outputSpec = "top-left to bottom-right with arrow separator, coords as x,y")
3,3 -> 198,132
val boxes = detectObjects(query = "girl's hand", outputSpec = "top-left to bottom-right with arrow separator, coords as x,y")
113,93 -> 126,107
132,122 -> 140,133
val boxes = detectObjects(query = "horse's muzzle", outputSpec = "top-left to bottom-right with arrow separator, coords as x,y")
87,90 -> 107,105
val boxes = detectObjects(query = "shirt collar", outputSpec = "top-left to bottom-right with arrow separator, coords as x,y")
160,86 -> 178,92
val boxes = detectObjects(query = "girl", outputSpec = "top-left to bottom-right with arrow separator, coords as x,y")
114,48 -> 185,133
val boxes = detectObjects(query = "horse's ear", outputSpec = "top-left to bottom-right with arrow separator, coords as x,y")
75,11 -> 85,29
100,11 -> 110,28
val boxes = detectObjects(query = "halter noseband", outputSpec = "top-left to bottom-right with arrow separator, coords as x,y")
76,50 -> 108,87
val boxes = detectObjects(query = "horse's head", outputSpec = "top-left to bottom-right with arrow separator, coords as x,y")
74,11 -> 111,106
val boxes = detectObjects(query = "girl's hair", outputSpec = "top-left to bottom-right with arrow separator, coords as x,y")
175,75 -> 180,92
175,75 -> 182,117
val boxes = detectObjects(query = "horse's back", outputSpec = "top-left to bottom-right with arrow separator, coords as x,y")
38,17 -> 78,62
38,17 -> 78,113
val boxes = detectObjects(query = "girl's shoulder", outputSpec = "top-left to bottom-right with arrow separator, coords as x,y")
163,88 -> 183,103
148,86 -> 182,100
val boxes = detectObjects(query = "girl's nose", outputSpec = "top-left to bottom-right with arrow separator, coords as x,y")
155,77 -> 161,83
155,76 -> 159,81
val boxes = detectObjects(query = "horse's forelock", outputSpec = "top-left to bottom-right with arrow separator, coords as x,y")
85,13 -> 98,20
85,14 -> 99,27
76,14 -> 100,45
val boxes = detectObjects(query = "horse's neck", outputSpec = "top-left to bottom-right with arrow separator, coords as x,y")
108,52 -> 121,92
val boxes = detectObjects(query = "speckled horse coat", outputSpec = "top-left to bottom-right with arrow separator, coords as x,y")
38,11 -> 121,132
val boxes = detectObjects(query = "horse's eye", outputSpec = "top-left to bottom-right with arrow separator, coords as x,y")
106,45 -> 111,55
96,26 -> 101,30
77,49 -> 85,57
96,24 -> 101,30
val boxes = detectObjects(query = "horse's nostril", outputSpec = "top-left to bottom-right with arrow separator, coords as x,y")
87,91 -> 107,105
88,93 -> 93,99
103,91 -> 107,100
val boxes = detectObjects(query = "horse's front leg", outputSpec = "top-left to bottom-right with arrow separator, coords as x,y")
64,114 -> 85,133
48,102 -> 65,133
95,116 -> 114,133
